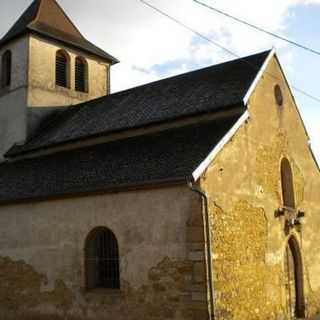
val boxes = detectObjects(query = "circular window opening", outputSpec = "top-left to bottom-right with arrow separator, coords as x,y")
274,84 -> 283,106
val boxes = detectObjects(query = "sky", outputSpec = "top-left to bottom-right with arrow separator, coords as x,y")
0,0 -> 319,163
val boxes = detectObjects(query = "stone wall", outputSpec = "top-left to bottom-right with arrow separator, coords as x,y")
200,55 -> 320,319
0,185 -> 209,319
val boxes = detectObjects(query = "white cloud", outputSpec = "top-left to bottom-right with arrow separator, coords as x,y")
74,0 -> 318,92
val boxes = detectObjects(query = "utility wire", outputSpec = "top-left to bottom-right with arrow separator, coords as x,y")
138,0 -> 320,104
139,0 -> 236,58
194,0 -> 320,57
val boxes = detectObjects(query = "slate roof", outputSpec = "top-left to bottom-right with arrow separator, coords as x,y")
0,116 -> 240,203
7,50 -> 270,157
27,106 -> 68,137
0,0 -> 118,64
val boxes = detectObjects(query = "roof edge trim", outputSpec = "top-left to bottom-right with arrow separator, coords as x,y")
243,48 -> 275,105
0,176 -> 186,206
28,30 -> 119,64
192,110 -> 249,181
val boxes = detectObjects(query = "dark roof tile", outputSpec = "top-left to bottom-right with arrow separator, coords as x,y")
0,115 -> 240,203
7,50 -> 270,157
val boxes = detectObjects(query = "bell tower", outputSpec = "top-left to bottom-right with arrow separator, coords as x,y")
0,0 -> 118,159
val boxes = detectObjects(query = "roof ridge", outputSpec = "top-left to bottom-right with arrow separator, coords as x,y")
0,0 -> 41,44
29,49 -> 271,115
28,0 -> 84,39
32,0 -> 43,24
108,50 -> 272,98
0,0 -> 118,64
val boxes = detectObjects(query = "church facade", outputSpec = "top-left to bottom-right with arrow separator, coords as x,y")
0,1 -> 319,320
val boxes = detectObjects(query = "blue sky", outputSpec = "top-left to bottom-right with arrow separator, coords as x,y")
278,4 -> 320,160
282,3 -> 320,162
0,0 -> 319,163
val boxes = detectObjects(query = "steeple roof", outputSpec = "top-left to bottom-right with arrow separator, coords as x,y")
0,0 -> 118,64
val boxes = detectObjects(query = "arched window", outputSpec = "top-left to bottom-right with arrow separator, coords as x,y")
55,50 -> 69,88
85,227 -> 120,290
284,236 -> 305,318
281,158 -> 295,208
1,50 -> 12,88
75,56 -> 88,92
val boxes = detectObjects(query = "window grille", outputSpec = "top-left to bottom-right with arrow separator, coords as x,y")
56,50 -> 68,88
75,57 -> 87,92
1,50 -> 12,88
85,227 -> 120,290
281,158 -> 295,208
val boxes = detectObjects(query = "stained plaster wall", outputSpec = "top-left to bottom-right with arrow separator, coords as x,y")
0,37 -> 29,161
28,35 -> 110,107
200,56 -> 320,319
0,185 -> 209,320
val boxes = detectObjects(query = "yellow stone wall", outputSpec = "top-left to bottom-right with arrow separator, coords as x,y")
28,35 -> 110,107
201,55 -> 320,319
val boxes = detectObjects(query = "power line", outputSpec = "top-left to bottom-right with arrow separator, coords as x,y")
139,0 -> 237,58
138,0 -> 320,104
194,0 -> 320,57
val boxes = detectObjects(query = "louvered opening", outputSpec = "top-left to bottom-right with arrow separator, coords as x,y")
56,51 -> 68,88
1,50 -> 12,88
75,57 -> 87,92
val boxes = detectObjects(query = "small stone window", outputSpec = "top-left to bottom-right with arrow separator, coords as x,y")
55,50 -> 69,88
75,56 -> 88,92
1,50 -> 12,88
106,66 -> 110,94
281,158 -> 295,208
85,227 -> 120,290
274,84 -> 283,106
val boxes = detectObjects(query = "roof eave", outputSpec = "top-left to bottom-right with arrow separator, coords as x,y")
0,176 -> 187,206
0,31 -> 29,48
0,28 -> 119,65
6,104 -> 245,159
28,29 -> 119,64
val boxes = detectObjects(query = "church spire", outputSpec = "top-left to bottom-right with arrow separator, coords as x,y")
0,0 -> 118,64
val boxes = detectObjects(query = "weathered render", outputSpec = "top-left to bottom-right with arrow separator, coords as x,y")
200,55 -> 320,319
0,186 -> 208,320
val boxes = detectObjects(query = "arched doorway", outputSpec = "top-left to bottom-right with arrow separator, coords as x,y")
284,236 -> 305,319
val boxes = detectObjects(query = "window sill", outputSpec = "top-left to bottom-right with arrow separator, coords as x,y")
55,84 -> 70,91
75,89 -> 89,95
82,288 -> 124,303
85,288 -> 122,294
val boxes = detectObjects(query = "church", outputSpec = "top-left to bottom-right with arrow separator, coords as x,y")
0,0 -> 319,319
